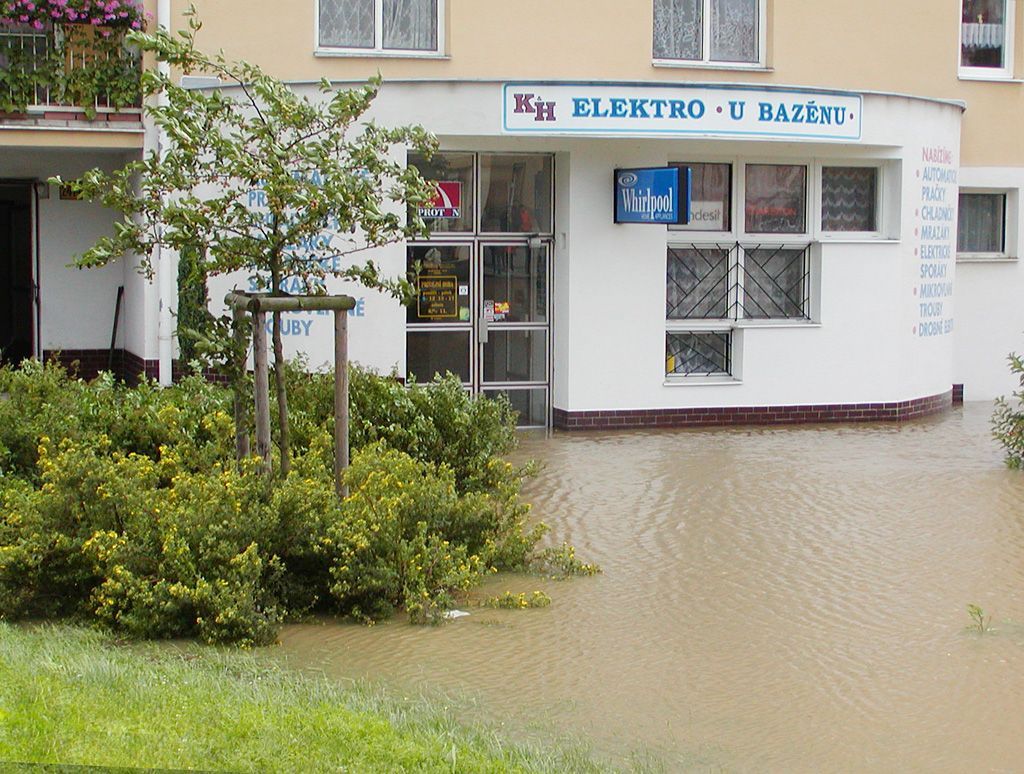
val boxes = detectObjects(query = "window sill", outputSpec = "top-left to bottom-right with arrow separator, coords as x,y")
663,376 -> 742,387
652,59 -> 771,72
956,254 -> 1018,263
733,319 -> 820,329
817,237 -> 898,244
667,319 -> 820,330
957,71 -> 1022,83
314,48 -> 449,60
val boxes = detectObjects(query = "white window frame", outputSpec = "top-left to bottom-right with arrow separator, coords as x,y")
653,0 -> 768,71
315,0 -> 446,58
956,188 -> 1018,261
959,0 -> 1016,80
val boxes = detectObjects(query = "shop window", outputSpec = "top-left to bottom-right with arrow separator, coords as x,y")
957,192 -> 1007,256
821,166 -> 878,233
653,0 -> 762,66
318,0 -> 441,54
407,152 -> 474,234
670,162 -> 732,231
479,154 -> 553,234
666,243 -> 811,321
667,245 -> 731,318
744,164 -> 807,234
666,331 -> 732,376
960,0 -> 1014,77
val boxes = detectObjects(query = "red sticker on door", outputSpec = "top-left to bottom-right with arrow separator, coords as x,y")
419,181 -> 462,219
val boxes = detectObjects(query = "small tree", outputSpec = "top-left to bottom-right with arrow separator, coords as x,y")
58,10 -> 438,473
992,351 -> 1024,468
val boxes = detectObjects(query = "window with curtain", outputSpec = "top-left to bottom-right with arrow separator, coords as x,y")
654,0 -> 760,64
744,164 -> 807,234
319,0 -> 439,52
957,193 -> 1006,254
961,0 -> 1009,70
821,167 -> 878,232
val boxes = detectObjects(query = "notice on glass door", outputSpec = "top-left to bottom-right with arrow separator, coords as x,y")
417,274 -> 459,319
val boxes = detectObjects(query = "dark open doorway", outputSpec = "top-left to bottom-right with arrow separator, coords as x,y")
0,181 -> 34,366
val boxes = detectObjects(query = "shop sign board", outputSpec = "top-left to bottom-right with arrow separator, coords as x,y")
419,181 -> 462,219
614,167 -> 690,225
503,83 -> 862,142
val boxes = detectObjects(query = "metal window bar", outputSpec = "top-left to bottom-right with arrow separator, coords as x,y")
666,331 -> 732,376
739,243 -> 811,320
667,241 -> 811,321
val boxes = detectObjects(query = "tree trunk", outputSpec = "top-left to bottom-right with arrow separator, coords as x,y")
270,264 -> 291,476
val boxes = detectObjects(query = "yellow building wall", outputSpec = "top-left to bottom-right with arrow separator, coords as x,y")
180,0 -> 1022,166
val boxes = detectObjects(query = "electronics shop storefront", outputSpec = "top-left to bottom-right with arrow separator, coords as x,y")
373,81 -> 965,428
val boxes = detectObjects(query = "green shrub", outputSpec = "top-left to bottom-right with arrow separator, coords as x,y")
286,361 -> 520,494
0,359 -> 590,645
0,360 -> 231,481
993,352 -> 1024,469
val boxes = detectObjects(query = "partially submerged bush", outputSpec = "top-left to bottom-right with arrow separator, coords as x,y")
0,359 -> 586,645
287,360 -> 520,493
992,352 -> 1024,468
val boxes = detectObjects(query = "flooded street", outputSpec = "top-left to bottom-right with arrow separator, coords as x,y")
280,403 -> 1024,771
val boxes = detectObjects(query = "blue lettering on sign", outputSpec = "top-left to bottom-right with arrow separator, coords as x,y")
614,167 -> 690,225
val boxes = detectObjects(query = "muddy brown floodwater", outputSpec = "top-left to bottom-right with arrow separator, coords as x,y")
280,403 -> 1024,771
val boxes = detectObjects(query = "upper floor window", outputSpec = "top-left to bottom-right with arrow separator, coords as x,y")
960,0 -> 1014,77
318,0 -> 441,54
653,0 -> 762,66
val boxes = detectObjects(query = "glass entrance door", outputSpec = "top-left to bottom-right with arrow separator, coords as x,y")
406,241 -> 551,427
478,243 -> 549,427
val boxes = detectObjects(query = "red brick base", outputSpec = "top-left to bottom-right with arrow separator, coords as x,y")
553,390 -> 954,430
42,350 -> 225,385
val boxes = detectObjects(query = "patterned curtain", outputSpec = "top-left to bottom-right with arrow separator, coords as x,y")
957,193 -> 1004,253
821,167 -> 877,232
710,0 -> 758,62
319,0 -> 374,48
653,0 -> 702,59
383,0 -> 437,51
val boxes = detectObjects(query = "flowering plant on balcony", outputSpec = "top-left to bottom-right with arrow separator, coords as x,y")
0,0 -> 144,116
0,0 -> 146,32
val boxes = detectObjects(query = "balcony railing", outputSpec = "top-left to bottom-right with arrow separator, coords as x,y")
667,242 -> 813,321
0,24 -> 141,115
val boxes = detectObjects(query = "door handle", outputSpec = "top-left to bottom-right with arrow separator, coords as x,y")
477,315 -> 489,344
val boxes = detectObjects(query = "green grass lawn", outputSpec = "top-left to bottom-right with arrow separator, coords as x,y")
0,623 -> 602,772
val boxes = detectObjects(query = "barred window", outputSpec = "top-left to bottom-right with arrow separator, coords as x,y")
666,331 -> 732,376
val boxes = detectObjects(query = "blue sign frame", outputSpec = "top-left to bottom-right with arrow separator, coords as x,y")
614,167 -> 691,225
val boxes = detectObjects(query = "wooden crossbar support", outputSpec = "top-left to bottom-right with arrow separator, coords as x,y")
225,291 -> 356,497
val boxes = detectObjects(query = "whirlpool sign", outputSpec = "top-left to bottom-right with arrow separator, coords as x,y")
614,167 -> 690,225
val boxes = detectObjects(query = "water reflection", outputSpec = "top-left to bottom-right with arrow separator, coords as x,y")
280,404 -> 1024,770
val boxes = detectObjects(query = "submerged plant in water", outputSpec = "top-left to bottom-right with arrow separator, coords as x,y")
484,591 -> 552,610
966,603 -> 993,634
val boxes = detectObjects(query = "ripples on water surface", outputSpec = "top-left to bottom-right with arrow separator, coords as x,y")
281,404 -> 1024,771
